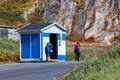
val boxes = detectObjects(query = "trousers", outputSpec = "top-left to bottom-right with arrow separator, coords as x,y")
46,53 -> 50,61
75,52 -> 80,61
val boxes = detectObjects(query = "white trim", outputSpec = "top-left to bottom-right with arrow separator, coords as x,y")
20,59 -> 41,62
60,33 -> 62,38
51,60 -> 66,62
20,59 -> 65,62
16,23 -> 31,32
42,25 -> 66,34
54,22 -> 68,31
58,40 -> 66,55
42,37 -> 50,60
40,23 -> 68,32
39,33 -> 41,59
20,34 -> 21,60
40,23 -> 55,31
30,34 -> 32,59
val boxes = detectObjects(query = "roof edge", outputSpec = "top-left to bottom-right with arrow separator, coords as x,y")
41,23 -> 68,32
16,23 -> 31,32
40,23 -> 55,31
54,23 -> 68,32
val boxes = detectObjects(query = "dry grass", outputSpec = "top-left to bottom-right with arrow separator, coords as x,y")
66,45 -> 103,61
66,40 -> 109,47
0,61 -> 16,65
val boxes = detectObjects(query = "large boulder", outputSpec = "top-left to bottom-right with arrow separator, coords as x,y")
94,31 -> 120,45
94,31 -> 119,41
99,40 -> 112,46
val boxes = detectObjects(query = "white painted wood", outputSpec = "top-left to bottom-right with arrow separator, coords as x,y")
20,34 -> 21,60
43,37 -> 50,60
40,23 -> 67,32
40,23 -> 55,31
39,33 -> 41,59
20,59 -> 40,61
58,40 -> 66,55
54,23 -> 68,31
42,25 -> 66,34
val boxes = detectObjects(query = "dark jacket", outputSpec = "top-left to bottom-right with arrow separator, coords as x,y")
45,45 -> 51,54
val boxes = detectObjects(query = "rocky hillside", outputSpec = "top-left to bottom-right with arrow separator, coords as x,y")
30,0 -> 120,45
0,0 -> 120,45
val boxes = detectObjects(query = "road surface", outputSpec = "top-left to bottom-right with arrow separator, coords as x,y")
0,61 -> 80,80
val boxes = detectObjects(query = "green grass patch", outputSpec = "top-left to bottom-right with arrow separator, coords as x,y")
64,43 -> 120,80
0,38 -> 19,53
0,38 -> 19,62
66,46 -> 103,61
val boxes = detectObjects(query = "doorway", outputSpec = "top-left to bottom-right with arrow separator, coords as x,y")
50,33 -> 57,59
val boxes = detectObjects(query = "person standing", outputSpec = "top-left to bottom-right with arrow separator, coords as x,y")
74,42 -> 80,61
45,42 -> 51,61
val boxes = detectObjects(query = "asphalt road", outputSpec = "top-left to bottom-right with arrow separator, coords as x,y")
0,61 -> 80,80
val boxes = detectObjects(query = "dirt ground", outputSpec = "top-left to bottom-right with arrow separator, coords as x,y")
66,41 -> 109,47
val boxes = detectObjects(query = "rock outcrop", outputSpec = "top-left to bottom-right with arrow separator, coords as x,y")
76,0 -> 120,45
27,0 -> 120,45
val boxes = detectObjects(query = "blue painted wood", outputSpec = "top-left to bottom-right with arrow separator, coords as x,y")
57,34 -> 60,59
58,55 -> 66,60
41,32 -> 50,37
21,34 -> 30,59
62,34 -> 66,40
31,34 -> 40,58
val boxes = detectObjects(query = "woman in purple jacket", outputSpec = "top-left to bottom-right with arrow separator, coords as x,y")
74,42 -> 80,61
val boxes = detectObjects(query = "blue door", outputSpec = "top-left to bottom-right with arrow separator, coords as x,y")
21,34 -> 30,59
31,34 -> 40,58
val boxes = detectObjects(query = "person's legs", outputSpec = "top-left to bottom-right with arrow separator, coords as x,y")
77,53 -> 79,61
75,53 -> 77,61
76,52 -> 80,61
77,53 -> 80,61
48,54 -> 51,61
46,53 -> 48,61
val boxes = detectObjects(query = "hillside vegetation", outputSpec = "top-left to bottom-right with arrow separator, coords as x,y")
0,0 -> 33,27
64,43 -> 120,80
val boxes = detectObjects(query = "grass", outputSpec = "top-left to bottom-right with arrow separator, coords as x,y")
0,61 -> 16,64
0,38 -> 19,53
0,38 -> 19,62
64,43 -> 120,80
66,46 -> 103,61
